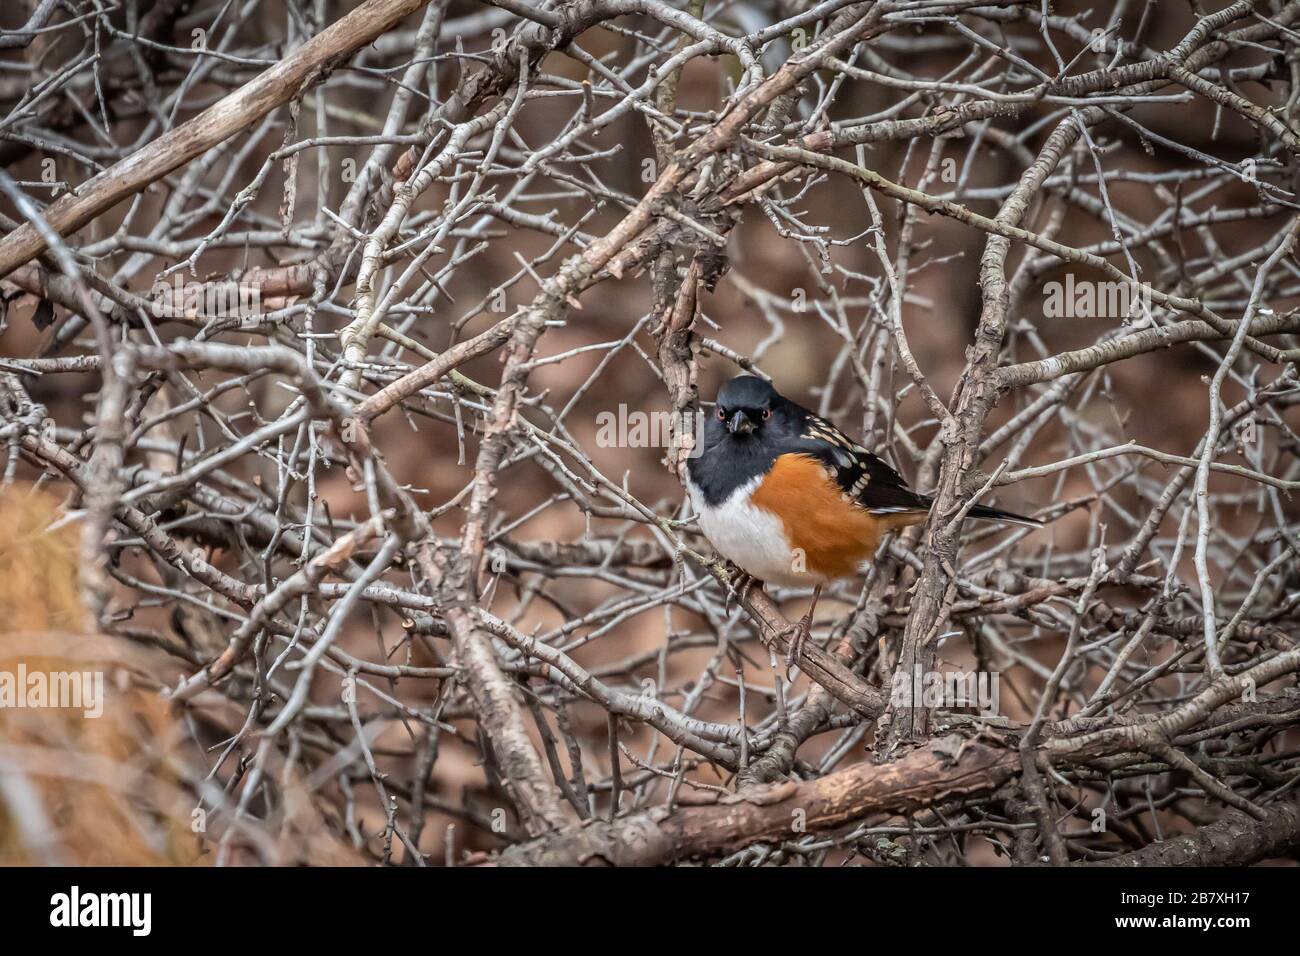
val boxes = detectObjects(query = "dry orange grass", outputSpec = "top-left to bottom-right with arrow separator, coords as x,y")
0,485 -> 373,866
0,485 -> 202,865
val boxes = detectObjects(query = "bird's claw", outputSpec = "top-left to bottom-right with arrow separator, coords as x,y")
722,564 -> 756,614
780,612 -> 814,678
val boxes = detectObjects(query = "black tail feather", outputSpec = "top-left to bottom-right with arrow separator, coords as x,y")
967,502 -> 1042,528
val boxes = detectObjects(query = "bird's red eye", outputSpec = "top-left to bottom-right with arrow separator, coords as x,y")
762,408 -> 771,420
717,407 -> 725,421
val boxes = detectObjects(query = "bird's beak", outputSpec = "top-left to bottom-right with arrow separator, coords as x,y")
728,410 -> 755,435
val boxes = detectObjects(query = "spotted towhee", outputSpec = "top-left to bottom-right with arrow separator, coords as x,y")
686,375 -> 1041,668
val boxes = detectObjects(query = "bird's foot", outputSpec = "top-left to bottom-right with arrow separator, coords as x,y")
780,611 -> 815,677
722,563 -> 757,614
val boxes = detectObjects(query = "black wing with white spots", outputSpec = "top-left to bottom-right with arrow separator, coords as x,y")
794,412 -> 931,515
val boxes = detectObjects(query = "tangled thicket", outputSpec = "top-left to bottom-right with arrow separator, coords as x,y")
1,0 -> 1299,866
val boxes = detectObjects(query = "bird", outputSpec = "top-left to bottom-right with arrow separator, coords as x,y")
685,375 -> 1041,671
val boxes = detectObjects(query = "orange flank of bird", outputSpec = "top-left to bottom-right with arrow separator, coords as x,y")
750,453 -> 927,580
